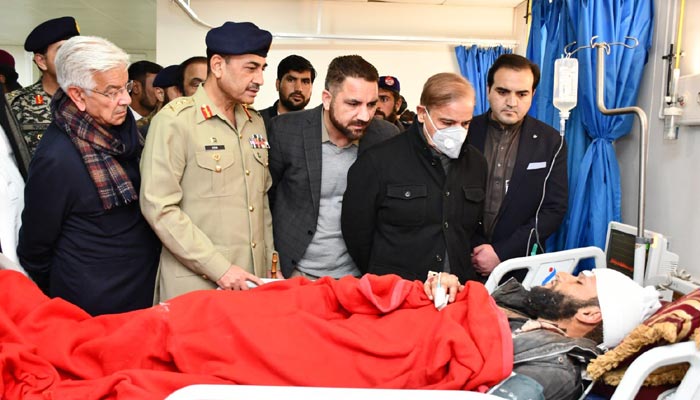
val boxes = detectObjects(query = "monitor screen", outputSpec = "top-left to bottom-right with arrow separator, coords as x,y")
605,226 -> 648,279
604,221 -> 679,283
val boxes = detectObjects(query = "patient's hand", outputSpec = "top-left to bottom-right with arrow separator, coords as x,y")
217,264 -> 264,290
423,273 -> 464,304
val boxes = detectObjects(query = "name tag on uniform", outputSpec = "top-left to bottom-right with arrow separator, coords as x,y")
205,145 -> 225,151
249,134 -> 270,149
527,161 -> 547,170
22,123 -> 50,131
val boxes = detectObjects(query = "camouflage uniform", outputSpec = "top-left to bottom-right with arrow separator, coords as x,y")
135,105 -> 161,138
6,80 -> 52,155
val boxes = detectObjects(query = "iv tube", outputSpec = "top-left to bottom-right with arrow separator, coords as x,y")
553,57 -> 579,134
530,56 -> 579,256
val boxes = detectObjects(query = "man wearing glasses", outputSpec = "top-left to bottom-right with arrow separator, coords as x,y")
17,36 -> 161,316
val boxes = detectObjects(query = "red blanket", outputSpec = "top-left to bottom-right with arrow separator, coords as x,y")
0,270 -> 512,399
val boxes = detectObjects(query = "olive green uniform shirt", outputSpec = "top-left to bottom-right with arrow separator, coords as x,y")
140,86 -> 275,303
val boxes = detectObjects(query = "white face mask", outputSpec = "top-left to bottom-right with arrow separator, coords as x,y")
424,110 -> 468,159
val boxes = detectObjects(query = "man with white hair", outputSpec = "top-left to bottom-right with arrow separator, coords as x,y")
17,36 -> 161,316
428,268 -> 661,400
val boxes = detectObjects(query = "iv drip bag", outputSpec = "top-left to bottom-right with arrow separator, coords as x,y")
553,57 -> 579,117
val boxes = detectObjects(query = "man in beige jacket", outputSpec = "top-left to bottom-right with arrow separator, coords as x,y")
140,21 -> 276,302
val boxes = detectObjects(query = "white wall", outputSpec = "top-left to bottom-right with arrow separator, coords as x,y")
156,0 -> 523,112
617,0 -> 700,277
0,43 -> 156,88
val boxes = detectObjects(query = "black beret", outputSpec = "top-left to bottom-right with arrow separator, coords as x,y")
153,65 -> 180,88
205,21 -> 272,58
24,16 -> 80,53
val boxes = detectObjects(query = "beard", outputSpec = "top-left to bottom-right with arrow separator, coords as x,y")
329,103 -> 370,141
139,95 -> 156,113
280,91 -> 309,112
527,286 -> 597,321
374,108 -> 398,123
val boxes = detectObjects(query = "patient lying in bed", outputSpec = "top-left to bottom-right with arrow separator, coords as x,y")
427,269 -> 661,400
0,269 -> 659,400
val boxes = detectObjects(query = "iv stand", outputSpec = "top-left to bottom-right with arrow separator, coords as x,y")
593,39 -> 649,285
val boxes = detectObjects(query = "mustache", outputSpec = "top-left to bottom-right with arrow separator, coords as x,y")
247,83 -> 261,91
349,119 -> 368,128
288,91 -> 305,99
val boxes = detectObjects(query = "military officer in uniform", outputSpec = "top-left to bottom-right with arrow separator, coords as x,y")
6,17 -> 80,155
136,64 -> 182,137
140,21 -> 277,302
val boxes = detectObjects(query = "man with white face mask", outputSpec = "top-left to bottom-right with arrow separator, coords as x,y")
342,73 -> 487,282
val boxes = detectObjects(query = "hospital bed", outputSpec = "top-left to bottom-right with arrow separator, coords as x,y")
167,245 -> 699,400
164,340 -> 700,400
610,340 -> 700,400
483,246 -> 606,293
166,385 -> 505,399
486,246 -> 700,400
3,243 -> 695,399
487,246 -> 699,399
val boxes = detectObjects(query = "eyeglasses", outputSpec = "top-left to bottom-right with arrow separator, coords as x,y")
84,80 -> 134,102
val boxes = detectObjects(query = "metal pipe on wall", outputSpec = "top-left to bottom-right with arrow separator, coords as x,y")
173,0 -> 517,47
174,0 -> 212,28
594,43 -> 649,285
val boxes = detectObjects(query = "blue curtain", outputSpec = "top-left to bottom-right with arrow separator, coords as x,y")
455,45 -> 512,115
527,0 -> 592,253
526,0 -> 653,267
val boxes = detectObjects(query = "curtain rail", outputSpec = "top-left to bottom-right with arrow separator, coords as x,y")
174,0 -> 517,48
273,32 -> 517,47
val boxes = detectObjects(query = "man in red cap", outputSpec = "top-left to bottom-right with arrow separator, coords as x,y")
375,75 -> 405,132
0,49 -> 22,93
6,16 -> 80,155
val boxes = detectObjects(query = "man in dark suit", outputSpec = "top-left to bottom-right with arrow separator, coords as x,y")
467,54 -> 568,279
268,55 -> 399,279
18,36 -> 160,316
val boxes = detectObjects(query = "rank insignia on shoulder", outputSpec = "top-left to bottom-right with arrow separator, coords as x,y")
242,104 -> 253,122
249,134 -> 270,149
35,94 -> 44,105
201,105 -> 214,120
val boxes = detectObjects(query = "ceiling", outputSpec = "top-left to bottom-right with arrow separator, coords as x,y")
0,0 -> 523,51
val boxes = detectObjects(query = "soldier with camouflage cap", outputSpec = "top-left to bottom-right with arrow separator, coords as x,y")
6,16 -> 80,155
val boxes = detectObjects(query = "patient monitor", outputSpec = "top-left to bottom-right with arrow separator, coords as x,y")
604,221 -> 679,286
